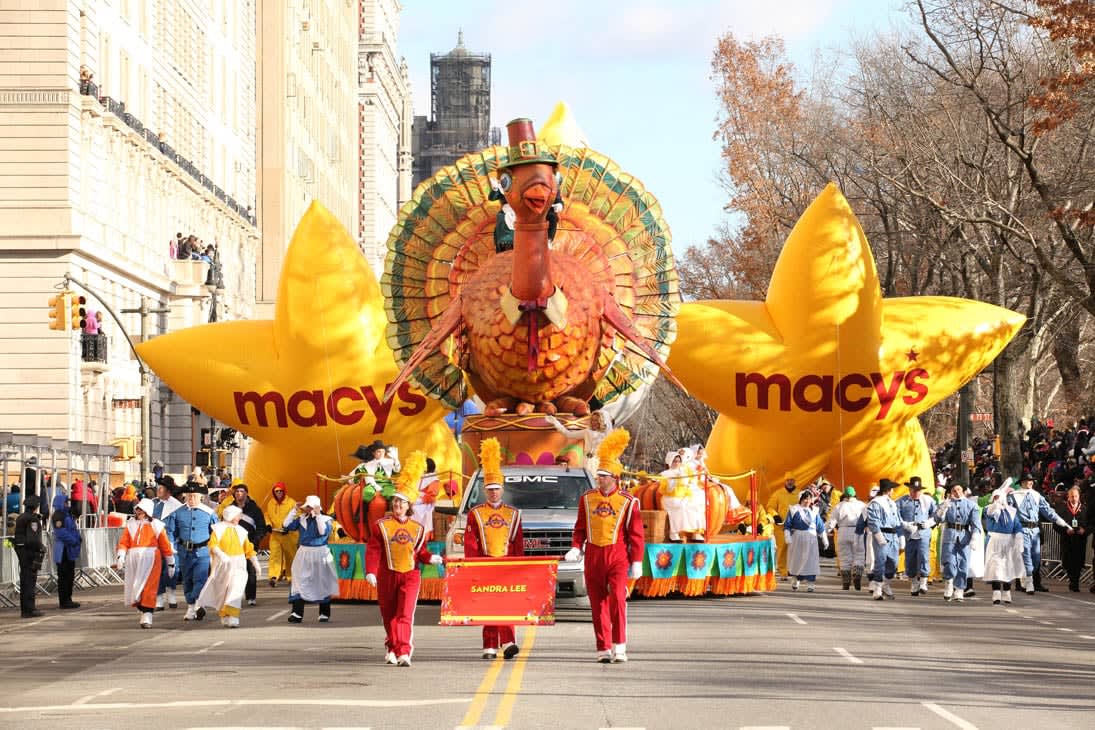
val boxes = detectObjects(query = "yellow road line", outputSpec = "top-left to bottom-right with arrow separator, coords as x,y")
458,652 -> 505,728
492,626 -> 537,727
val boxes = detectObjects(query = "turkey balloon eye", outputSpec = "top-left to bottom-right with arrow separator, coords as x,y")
499,173 -> 512,192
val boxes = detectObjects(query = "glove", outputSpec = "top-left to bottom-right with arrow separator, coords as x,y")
429,554 -> 443,566
251,557 -> 261,575
167,561 -> 176,579
628,561 -> 643,579
821,538 -> 830,551
564,547 -> 582,562
365,573 -> 377,587
873,531 -> 887,546
902,521 -> 916,533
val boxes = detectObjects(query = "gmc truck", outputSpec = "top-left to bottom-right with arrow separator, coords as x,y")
443,464 -> 593,607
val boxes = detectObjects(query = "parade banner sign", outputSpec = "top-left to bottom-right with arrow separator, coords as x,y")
440,556 -> 558,626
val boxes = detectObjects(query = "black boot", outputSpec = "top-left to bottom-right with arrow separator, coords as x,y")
1034,569 -> 1049,592
852,569 -> 862,591
841,571 -> 851,590
964,577 -> 975,598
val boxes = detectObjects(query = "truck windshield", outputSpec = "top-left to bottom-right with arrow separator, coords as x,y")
465,472 -> 588,510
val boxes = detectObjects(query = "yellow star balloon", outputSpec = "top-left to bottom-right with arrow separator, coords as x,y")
135,202 -> 460,503
668,184 -> 1025,504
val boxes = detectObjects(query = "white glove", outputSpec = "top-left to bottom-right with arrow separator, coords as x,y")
821,538 -> 830,551
564,547 -> 582,562
873,531 -> 887,546
628,561 -> 643,579
365,573 -> 377,587
429,554 -> 443,566
167,561 -> 176,579
251,556 -> 261,575
902,521 -> 916,533
898,537 -> 906,551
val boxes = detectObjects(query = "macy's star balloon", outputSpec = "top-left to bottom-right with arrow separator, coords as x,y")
668,184 -> 1025,505
135,202 -> 460,503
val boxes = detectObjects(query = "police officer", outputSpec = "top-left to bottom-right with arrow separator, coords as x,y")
170,481 -> 218,620
14,495 -> 46,618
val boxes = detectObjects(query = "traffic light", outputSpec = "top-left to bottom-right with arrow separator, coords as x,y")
48,292 -> 68,331
70,294 -> 87,331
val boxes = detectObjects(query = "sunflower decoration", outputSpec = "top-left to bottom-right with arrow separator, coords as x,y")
392,450 -> 428,505
655,549 -> 674,570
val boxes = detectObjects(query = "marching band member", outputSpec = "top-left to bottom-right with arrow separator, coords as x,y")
366,452 -> 442,667
566,429 -> 644,663
115,498 -> 174,628
464,438 -> 524,660
196,505 -> 259,628
284,495 -> 340,623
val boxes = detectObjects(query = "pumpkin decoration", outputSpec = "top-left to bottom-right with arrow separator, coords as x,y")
333,483 -> 368,542
704,479 -> 727,542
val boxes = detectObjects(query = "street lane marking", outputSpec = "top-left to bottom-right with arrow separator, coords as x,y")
0,615 -> 55,633
1005,608 -> 1018,613
923,702 -> 977,730
1039,591 -> 1095,607
0,699 -> 470,714
73,687 -> 121,705
741,726 -> 790,729
266,609 -> 290,622
834,647 -> 863,664
1037,620 -> 1054,625
785,612 -> 807,625
1057,627 -> 1075,632
458,652 -> 507,728
197,640 -> 224,654
1080,635 -> 1095,640
493,626 -> 537,727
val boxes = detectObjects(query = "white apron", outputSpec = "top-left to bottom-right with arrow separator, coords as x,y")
983,533 -> 1025,582
196,523 -> 249,613
967,530 -> 985,578
787,528 -> 821,577
290,546 -> 340,602
121,521 -> 165,607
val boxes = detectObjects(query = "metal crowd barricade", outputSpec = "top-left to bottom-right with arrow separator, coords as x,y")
1039,521 -> 1092,582
76,526 -> 124,587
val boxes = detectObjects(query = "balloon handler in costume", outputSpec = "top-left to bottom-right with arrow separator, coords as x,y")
115,498 -> 175,628
826,486 -> 866,590
896,477 -> 936,596
264,482 -> 298,587
934,482 -> 982,603
366,452 -> 443,667
464,438 -> 525,660
284,495 -> 340,623
170,481 -> 218,621
766,474 -> 799,578
982,481 -> 1025,605
1008,472 -> 1072,593
865,479 -> 902,601
196,505 -> 260,628
565,429 -> 644,663
785,490 -> 827,592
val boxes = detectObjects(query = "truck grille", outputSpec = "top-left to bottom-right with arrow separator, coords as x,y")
522,529 -> 572,556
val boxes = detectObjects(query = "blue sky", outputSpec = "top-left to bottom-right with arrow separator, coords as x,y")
399,0 -> 907,252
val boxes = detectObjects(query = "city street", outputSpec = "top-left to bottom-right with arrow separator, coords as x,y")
2,564 -> 1093,730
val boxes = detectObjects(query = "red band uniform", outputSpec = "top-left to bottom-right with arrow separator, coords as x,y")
572,484 -> 644,653
366,510 -> 436,660
465,503 -> 524,651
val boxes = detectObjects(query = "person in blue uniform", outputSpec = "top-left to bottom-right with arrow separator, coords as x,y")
169,481 -> 218,620
1007,473 -> 1072,594
283,495 -> 339,623
895,477 -> 936,596
51,492 -> 82,609
866,478 -> 902,600
153,476 -> 183,610
934,483 -> 982,602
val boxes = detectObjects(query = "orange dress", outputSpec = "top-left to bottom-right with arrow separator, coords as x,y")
117,518 -> 174,608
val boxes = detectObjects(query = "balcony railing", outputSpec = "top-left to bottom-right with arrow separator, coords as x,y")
81,332 -> 108,363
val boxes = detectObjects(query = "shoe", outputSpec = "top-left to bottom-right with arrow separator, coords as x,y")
841,571 -> 851,590
992,589 -> 1001,605
502,642 -> 520,659
140,613 -> 153,629
318,614 -> 330,623
943,579 -> 954,602
954,589 -> 965,603
184,605 -> 197,621
166,587 -> 177,608
791,579 -> 800,591
247,599 -> 257,606
596,650 -> 613,663
396,655 -> 411,667
1035,585 -> 1049,593
221,616 -> 230,627
287,613 -> 303,624
227,616 -> 239,628
59,602 -> 81,609
482,649 -> 497,660
156,595 -> 165,611
269,578 -> 277,588
612,644 -> 628,663
806,583 -> 815,593
911,588 -> 919,596
965,589 -> 975,598
196,607 -> 206,620
919,578 -> 929,595
853,573 -> 862,591
385,651 -> 398,665
21,610 -> 44,619
1002,590 -> 1012,604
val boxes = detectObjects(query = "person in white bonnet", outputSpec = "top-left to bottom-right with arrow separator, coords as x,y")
283,495 -> 340,623
195,504 -> 258,628
659,449 -> 706,542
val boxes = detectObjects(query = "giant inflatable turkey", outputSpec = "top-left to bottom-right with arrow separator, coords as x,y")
382,109 -> 682,416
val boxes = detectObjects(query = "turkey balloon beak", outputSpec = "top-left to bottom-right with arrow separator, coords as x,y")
522,183 -> 551,215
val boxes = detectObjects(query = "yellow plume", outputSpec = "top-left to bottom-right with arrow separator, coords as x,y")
480,437 -> 504,486
596,428 -> 630,477
394,450 -> 427,504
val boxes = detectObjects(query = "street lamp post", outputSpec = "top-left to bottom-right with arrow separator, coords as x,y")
203,254 -> 226,476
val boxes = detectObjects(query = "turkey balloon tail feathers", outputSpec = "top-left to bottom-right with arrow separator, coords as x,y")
382,301 -> 465,404
601,293 -> 684,391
